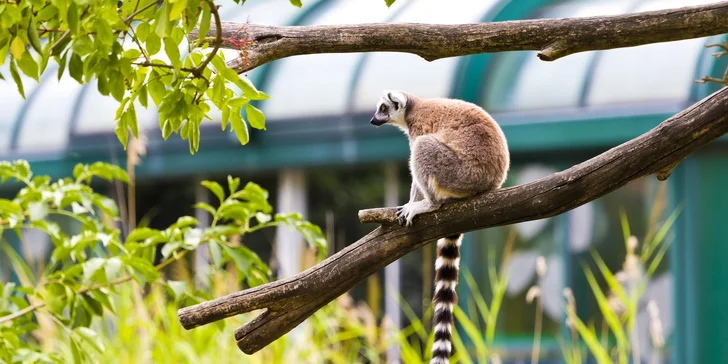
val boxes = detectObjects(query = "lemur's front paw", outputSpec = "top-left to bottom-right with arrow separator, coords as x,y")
396,202 -> 418,227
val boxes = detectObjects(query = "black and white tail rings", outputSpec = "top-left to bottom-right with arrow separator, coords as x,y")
430,234 -> 462,364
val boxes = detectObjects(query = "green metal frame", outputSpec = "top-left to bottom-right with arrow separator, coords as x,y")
668,32 -> 728,364
450,0 -> 553,103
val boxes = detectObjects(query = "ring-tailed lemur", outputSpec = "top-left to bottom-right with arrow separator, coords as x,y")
370,91 -> 510,364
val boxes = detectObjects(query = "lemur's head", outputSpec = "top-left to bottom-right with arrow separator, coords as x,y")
371,91 -> 407,128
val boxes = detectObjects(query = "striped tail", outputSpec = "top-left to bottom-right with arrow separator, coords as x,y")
430,234 -> 462,364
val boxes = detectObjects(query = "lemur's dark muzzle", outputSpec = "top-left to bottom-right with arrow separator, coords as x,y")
370,117 -> 386,126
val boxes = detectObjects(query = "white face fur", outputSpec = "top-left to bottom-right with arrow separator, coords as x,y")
370,91 -> 407,130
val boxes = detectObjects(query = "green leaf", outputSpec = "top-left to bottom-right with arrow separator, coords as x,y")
146,32 -> 161,56
10,36 -> 25,60
198,3 -> 211,46
126,227 -> 162,243
27,202 -> 48,221
94,19 -> 114,47
9,61 -> 25,98
244,104 -> 266,130
201,180 -> 225,203
154,1 -> 170,38
116,118 -> 129,149
222,68 -> 269,100
163,37 -> 181,69
92,194 -> 119,216
27,18 -> 42,54
148,72 -> 166,105
220,244 -> 253,276
139,84 -> 149,108
122,49 -> 142,60
70,337 -> 82,364
453,306 -> 488,362
82,258 -> 106,282
67,2 -> 80,35
57,52 -> 68,81
384,0 -> 396,7
194,202 -> 216,216
227,175 -> 240,194
74,327 -> 105,353
71,35 -> 94,56
17,52 -> 39,81
122,256 -> 160,284
104,257 -> 122,281
209,240 -> 224,269
166,280 -> 187,302
230,107 -> 249,145
136,22 -> 150,42
69,53 -> 83,83
171,216 -> 198,230
211,73 -> 225,104
289,0 -> 302,7
169,0 -> 188,20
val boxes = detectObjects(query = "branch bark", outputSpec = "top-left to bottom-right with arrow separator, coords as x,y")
178,86 -> 728,353
188,1 -> 728,73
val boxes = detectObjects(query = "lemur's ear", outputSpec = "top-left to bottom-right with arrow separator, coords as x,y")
386,91 -> 406,110
387,92 -> 399,110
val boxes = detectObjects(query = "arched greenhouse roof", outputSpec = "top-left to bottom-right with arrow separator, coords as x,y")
0,0 -> 726,180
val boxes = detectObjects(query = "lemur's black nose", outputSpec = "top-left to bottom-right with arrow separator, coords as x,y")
370,117 -> 385,126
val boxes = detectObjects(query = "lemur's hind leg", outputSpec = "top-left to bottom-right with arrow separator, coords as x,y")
396,135 -> 471,226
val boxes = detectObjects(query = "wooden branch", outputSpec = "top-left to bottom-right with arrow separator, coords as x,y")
178,86 -> 728,353
188,1 -> 728,73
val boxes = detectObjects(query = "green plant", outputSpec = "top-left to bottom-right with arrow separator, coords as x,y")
561,206 -> 678,364
0,159 -> 325,363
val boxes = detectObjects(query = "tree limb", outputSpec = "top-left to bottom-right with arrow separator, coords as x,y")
188,1 -> 728,73
177,86 -> 728,353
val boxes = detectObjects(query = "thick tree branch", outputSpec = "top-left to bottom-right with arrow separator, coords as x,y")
188,1 -> 728,73
178,86 -> 728,353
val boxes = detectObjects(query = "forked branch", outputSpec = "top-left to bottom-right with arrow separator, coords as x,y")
188,1 -> 728,73
178,86 -> 728,354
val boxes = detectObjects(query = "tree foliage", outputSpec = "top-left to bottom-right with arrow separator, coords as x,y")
0,160 -> 326,362
0,0 -> 325,153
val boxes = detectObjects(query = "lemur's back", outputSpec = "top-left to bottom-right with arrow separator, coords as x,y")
405,97 -> 510,194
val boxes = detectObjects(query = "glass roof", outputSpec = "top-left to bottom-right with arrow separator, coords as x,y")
0,63 -> 41,154
351,0 -> 500,113
260,0 -> 411,120
485,0 -> 723,113
585,0 -> 721,107
505,0 -> 640,112
0,0 -> 724,158
15,66 -> 82,152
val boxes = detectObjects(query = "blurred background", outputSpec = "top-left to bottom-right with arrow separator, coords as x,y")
2,0 -> 728,362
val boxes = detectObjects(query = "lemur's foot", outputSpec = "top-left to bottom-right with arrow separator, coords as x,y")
395,200 -> 440,226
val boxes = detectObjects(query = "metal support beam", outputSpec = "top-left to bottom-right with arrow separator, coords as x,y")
195,177 -> 212,289
383,162 -> 401,364
275,169 -> 308,279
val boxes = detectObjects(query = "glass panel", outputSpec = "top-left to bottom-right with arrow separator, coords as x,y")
224,0 -> 311,25
0,63 -> 43,154
75,80 -> 158,134
586,0 -> 718,106
15,66 -> 82,153
261,0 -> 409,120
505,1 -> 638,111
351,0 -> 499,113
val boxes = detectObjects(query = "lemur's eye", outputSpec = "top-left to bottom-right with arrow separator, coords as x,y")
380,105 -> 386,112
